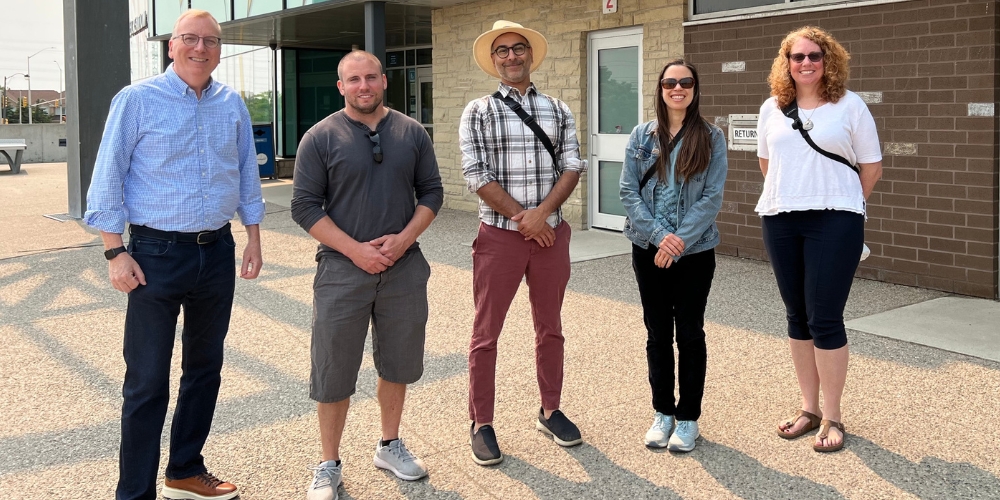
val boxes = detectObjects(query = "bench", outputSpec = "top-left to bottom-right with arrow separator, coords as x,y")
0,139 -> 26,174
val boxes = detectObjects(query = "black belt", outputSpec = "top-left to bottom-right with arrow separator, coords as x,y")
129,222 -> 231,244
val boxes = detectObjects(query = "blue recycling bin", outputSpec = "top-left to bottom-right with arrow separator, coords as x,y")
252,123 -> 276,179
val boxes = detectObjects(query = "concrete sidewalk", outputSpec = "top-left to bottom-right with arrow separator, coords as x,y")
2,163 -> 998,499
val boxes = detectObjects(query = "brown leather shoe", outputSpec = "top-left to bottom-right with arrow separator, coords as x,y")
162,472 -> 238,500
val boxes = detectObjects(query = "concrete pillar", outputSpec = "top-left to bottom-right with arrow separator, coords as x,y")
364,2 -> 386,70
64,0 -> 130,218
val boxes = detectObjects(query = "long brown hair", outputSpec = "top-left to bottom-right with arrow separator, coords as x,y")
767,26 -> 851,109
654,60 -> 711,182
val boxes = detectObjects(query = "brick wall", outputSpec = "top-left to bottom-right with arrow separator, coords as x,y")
686,0 -> 999,299
432,0 -> 685,227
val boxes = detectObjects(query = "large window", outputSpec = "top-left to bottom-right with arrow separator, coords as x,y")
152,0 -> 184,36
689,0 -> 905,21
385,47 -> 433,138
190,0 -> 230,23
233,0 -> 283,19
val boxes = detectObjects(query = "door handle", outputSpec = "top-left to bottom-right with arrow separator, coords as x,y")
591,134 -> 598,156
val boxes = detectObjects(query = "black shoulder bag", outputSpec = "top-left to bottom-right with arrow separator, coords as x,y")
638,121 -> 688,190
493,91 -> 558,166
781,100 -> 872,261
780,101 -> 860,175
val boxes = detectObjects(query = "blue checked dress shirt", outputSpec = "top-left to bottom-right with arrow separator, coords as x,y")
85,64 -> 265,234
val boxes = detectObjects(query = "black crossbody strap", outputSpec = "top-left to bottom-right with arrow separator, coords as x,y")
639,121 -> 689,190
780,101 -> 860,175
493,91 -> 558,166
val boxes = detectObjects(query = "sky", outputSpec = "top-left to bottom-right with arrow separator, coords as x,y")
1,0 -> 66,93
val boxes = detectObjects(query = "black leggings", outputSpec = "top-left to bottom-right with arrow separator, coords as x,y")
761,210 -> 864,350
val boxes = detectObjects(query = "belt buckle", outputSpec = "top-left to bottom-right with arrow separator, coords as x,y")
196,231 -> 213,245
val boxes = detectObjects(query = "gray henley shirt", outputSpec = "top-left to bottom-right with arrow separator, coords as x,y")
290,108 -> 443,260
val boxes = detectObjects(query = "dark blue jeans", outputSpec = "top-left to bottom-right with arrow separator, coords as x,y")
632,245 -> 716,421
761,210 -> 864,350
116,230 -> 236,500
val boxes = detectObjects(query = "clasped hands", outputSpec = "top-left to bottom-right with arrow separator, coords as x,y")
512,208 -> 555,247
353,233 -> 412,274
655,233 -> 685,269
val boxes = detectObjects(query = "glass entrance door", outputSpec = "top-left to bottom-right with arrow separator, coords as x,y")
588,28 -> 642,231
416,67 -> 433,140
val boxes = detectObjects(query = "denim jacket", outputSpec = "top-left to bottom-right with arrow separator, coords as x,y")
620,119 -> 728,260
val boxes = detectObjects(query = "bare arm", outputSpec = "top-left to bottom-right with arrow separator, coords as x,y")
475,181 -> 526,219
858,161 -> 882,200
759,158 -> 769,177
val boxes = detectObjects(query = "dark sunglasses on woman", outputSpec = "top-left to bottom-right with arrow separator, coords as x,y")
660,77 -> 695,90
789,51 -> 824,63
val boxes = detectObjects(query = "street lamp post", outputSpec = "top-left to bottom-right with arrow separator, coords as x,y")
53,60 -> 63,121
2,72 -> 28,125
27,46 -> 56,124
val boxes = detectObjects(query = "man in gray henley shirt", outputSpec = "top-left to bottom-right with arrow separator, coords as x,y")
290,50 -> 443,500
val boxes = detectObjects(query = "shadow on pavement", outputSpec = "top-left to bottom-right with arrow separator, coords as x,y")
850,435 -> 1000,500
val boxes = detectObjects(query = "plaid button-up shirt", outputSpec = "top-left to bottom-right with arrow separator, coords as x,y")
460,83 -> 587,231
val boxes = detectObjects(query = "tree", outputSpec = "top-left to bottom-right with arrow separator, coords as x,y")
242,92 -> 273,123
31,102 -> 51,124
1,86 -> 14,124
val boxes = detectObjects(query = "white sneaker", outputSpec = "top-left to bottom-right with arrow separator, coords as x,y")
374,438 -> 428,481
644,412 -> 675,448
668,420 -> 699,452
306,460 -> 341,500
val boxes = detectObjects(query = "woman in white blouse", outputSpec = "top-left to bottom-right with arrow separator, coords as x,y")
756,26 -> 882,453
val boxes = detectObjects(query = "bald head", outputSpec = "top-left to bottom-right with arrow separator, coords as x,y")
172,9 -> 221,37
338,50 -> 384,80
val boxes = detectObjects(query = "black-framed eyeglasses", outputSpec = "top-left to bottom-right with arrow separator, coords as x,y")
172,33 -> 222,49
661,77 -> 695,90
369,132 -> 383,163
789,51 -> 824,63
492,43 -> 530,59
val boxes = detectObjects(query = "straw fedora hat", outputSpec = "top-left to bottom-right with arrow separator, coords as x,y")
473,20 -> 548,79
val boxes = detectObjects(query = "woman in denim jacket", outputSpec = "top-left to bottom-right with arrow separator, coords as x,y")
619,59 -> 728,452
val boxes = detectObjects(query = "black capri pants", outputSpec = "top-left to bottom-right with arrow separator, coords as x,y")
761,209 -> 864,350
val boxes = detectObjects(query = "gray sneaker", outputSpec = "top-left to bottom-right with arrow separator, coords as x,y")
373,439 -> 428,481
644,412 -> 675,448
668,420 -> 699,452
307,460 -> 341,500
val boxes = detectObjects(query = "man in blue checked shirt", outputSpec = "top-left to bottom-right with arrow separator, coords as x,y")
84,9 -> 263,500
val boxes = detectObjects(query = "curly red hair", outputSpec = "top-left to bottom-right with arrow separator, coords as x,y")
767,26 -> 850,109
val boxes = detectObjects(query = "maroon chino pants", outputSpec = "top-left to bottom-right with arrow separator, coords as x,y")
468,221 -> 572,423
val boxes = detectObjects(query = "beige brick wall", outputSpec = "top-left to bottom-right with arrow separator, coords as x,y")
432,0 -> 685,228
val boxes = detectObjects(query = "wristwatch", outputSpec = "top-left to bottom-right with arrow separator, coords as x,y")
104,246 -> 127,260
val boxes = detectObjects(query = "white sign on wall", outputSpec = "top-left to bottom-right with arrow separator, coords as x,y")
603,0 -> 618,14
728,114 -> 759,152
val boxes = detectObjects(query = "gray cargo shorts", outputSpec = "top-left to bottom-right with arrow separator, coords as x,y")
309,249 -> 431,403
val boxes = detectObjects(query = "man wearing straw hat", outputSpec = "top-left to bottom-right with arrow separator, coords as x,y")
460,20 -> 588,466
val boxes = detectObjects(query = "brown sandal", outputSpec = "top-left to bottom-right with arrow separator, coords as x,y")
813,419 -> 846,452
776,410 -> 821,440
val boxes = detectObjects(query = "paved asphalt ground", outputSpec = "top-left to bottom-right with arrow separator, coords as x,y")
1,163 -> 998,499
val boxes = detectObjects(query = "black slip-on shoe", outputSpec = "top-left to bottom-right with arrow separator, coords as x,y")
536,408 -> 583,447
470,423 -> 503,466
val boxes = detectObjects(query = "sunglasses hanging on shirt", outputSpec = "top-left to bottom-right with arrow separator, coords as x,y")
369,131 -> 383,163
